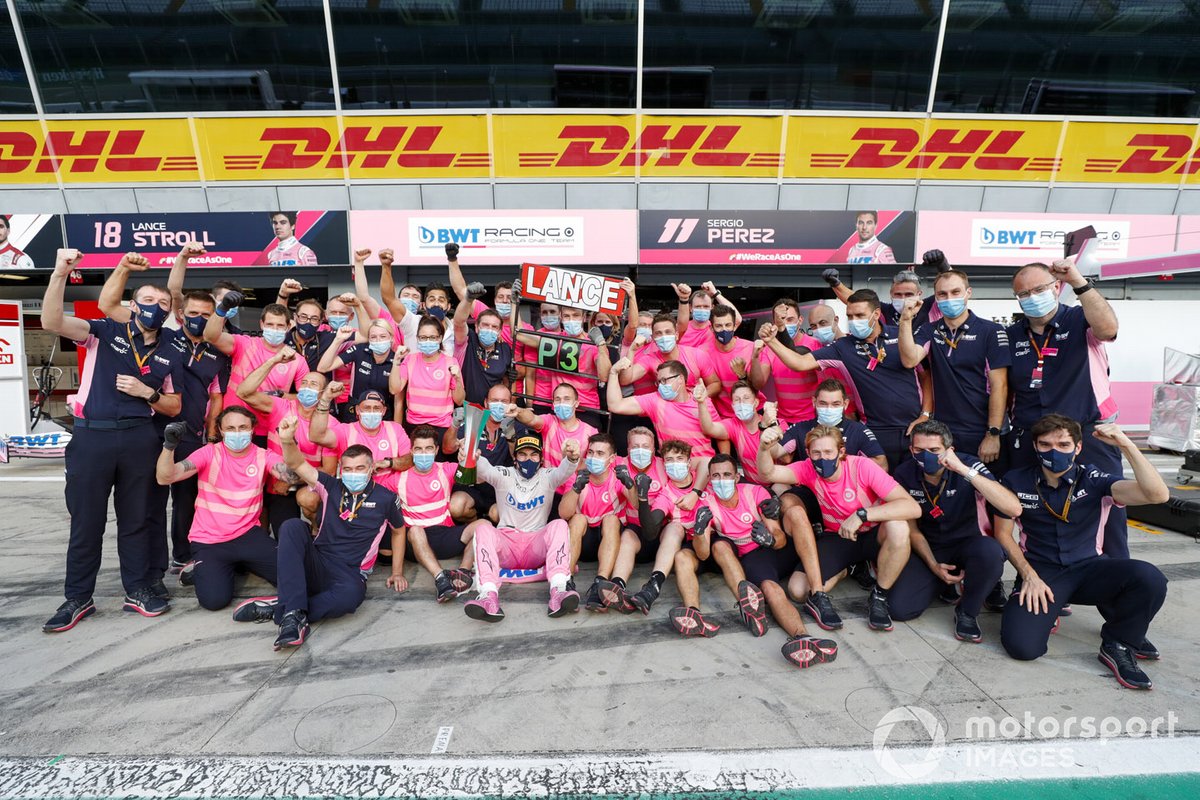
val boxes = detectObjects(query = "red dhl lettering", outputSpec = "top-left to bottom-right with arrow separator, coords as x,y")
535,124 -> 780,169
0,129 -> 189,174
839,127 -> 1037,171
1114,134 -> 1200,174
254,125 -> 467,170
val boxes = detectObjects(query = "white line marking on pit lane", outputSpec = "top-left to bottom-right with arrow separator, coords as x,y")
430,726 -> 453,754
0,477 -> 65,482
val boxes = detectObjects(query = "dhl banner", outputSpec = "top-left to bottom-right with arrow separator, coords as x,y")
3,114 -> 1200,185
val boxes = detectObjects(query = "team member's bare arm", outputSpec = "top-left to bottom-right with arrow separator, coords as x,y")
236,346 -> 299,412
992,514 -> 1054,615
1051,259 -> 1117,341
909,527 -> 962,586
702,281 -> 742,327
205,392 -> 223,440
167,241 -> 206,318
620,278 -> 639,346
156,422 -> 198,485
445,242 -> 468,301
980,367 -> 1008,463
606,359 -> 645,416
693,382 -> 730,440
307,380 -> 344,447
386,526 -> 409,592
822,268 -> 852,304
449,362 -> 465,406
453,280 -> 473,345
41,249 -> 92,341
278,415 -> 320,487
505,402 -> 544,432
672,282 -> 692,336
97,252 -> 151,322
389,353 -> 409,423
906,368 -> 935,436
317,325 -> 358,373
276,278 -> 303,308
755,426 -> 798,485
759,323 -> 819,372
375,248 -> 409,322
1098,424 -> 1170,506
351,248 -> 385,320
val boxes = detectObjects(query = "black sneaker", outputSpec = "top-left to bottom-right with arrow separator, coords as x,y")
866,588 -> 893,632
168,559 -> 188,576
781,634 -> 839,669
178,561 -> 197,587
1060,604 -> 1073,617
274,610 -> 310,651
149,579 -> 171,601
43,598 -> 95,633
566,576 -> 577,593
597,578 -> 636,614
1098,640 -> 1152,690
434,571 -> 459,604
446,568 -> 474,594
938,583 -> 960,605
585,579 -> 607,612
848,560 -> 876,590
123,588 -> 170,617
232,596 -> 279,623
954,607 -> 983,643
983,581 -> 1007,612
1134,638 -> 1161,661
803,591 -> 844,631
736,580 -> 768,637
629,579 -> 660,616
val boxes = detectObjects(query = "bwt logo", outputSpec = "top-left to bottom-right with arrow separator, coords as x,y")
419,226 -> 480,245
980,227 -> 1036,246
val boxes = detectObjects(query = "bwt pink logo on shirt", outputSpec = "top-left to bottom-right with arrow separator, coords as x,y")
658,218 -> 700,244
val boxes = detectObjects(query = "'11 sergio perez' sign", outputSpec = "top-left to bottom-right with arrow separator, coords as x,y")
409,216 -> 585,259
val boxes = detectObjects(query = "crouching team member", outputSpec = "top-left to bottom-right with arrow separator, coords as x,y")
559,433 -> 630,611
995,416 -> 1170,689
757,425 -> 922,633
232,416 -> 404,651
462,435 -> 583,622
891,421 -> 1022,643
155,408 -> 291,611
443,383 -> 518,524
695,455 -> 839,669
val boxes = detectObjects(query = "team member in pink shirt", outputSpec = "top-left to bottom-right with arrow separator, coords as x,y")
757,425 -> 922,634
673,281 -> 744,350
559,433 -> 629,612
703,305 -> 760,420
307,387 -> 413,494
695,381 -> 785,486
390,316 -> 464,440
155,407 -> 294,611
751,299 -> 822,426
511,304 -> 610,430
390,425 -> 477,603
204,297 -> 308,438
607,359 -> 717,459
508,384 -> 598,497
620,314 -> 721,397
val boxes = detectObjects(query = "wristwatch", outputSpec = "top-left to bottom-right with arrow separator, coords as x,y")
987,426 -> 1002,437
855,508 -> 869,523
146,390 -> 162,405
1073,279 -> 1095,296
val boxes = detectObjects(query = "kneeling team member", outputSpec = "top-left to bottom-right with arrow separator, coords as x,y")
559,433 -> 630,612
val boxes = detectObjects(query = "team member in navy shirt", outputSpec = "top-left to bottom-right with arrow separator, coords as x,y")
42,250 -> 184,632
443,383 -> 520,524
890,420 -> 1022,643
452,293 -> 513,406
1007,259 -> 1126,557
779,378 -> 887,470
823,250 -> 952,328
318,319 -> 397,421
995,414 -> 1169,690
761,289 -> 933,469
898,269 -> 1011,464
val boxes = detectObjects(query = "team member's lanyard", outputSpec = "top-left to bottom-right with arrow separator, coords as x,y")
1036,467 -> 1081,523
866,340 -> 886,371
476,343 -> 494,371
939,323 -> 964,353
126,323 -> 159,376
187,340 -> 207,368
1027,328 -> 1057,389
339,485 -> 370,521
922,474 -> 950,519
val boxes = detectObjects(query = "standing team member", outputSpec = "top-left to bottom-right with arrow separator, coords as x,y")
891,421 -> 1022,642
620,314 -> 721,397
275,284 -> 329,371
155,408 -> 294,612
42,250 -> 183,632
511,301 -> 610,431
508,384 -> 598,498
673,281 -> 744,349
356,247 -> 454,355
695,381 -> 777,485
453,293 -> 513,406
389,315 -> 464,441
824,249 -> 951,328
1007,260 -> 1127,557
235,417 -> 405,651
318,319 -> 398,421
704,305 -> 760,421
898,269 -> 1010,463
608,359 -> 718,459
995,416 -> 1169,689
751,299 -> 822,425
267,212 -> 317,266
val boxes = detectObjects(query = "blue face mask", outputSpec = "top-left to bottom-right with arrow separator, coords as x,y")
495,302 -> 512,318
784,323 -> 799,339
563,320 -> 583,336
654,335 -> 676,353
848,319 -> 874,340
360,411 -> 383,429
262,328 -> 287,346
1038,448 -> 1076,474
710,478 -> 736,500
629,447 -> 652,469
553,403 -> 574,421
183,314 -> 207,338
665,461 -> 689,481
418,340 -> 440,356
596,324 -> 614,341
692,308 -> 711,323
1019,289 -> 1058,319
937,298 -> 967,319
135,301 -> 168,331
224,307 -> 240,323
368,340 -> 390,355
636,326 -> 652,341
541,315 -> 560,330
585,456 -> 607,475
400,297 -> 420,316
914,449 -> 943,475
327,314 -> 349,330
813,325 -> 836,345
657,382 -> 678,401
295,322 -> 318,340
811,457 -> 839,479
426,306 -> 447,321
413,452 -> 435,472
223,431 -> 252,452
296,388 -> 320,408
816,407 -> 843,426
516,459 -> 539,479
342,472 -> 370,493
892,298 -> 908,314
734,402 -> 755,421
477,328 -> 499,347
714,329 -> 735,345
489,401 -> 507,422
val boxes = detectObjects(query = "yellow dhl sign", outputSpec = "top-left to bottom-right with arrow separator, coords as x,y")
2,114 -> 1199,185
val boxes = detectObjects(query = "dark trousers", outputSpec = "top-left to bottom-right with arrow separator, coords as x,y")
190,525 -> 279,611
1000,556 -> 1167,661
887,535 -> 1006,619
63,422 -> 160,600
168,440 -> 203,564
265,492 -> 300,538
146,473 -> 170,583
870,425 -> 911,472
277,518 -> 366,622
1008,422 -> 1128,558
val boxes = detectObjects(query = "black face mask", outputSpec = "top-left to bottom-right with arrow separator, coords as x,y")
596,324 -> 614,341
183,314 -> 207,338
135,301 -> 168,331
295,321 -> 318,340
714,329 -> 735,345
427,307 -> 447,321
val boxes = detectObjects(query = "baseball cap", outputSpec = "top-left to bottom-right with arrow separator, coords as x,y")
514,434 -> 542,454
357,389 -> 387,406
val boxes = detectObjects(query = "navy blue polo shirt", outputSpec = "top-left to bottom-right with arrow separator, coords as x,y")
291,329 -> 332,373
810,325 -> 923,429
999,463 -> 1122,567
72,317 -> 176,421
894,454 -> 992,545
782,417 -> 885,460
1006,304 -> 1114,430
913,311 -> 1011,434
313,471 -> 404,570
342,343 -> 395,411
160,328 -> 231,442
460,329 -> 513,405
881,296 -> 936,329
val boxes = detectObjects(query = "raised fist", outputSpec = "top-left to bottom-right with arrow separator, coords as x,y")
354,247 -> 372,263
378,248 -> 394,267
445,242 -> 460,261
465,281 -> 486,300
217,290 -> 244,315
922,249 -> 949,273
614,464 -> 635,489
588,327 -> 606,345
118,253 -> 150,272
821,268 -> 841,288
163,421 -> 187,451
180,241 -> 206,260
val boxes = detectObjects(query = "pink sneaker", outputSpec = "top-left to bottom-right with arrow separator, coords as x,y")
464,592 -> 504,623
548,587 -> 580,618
